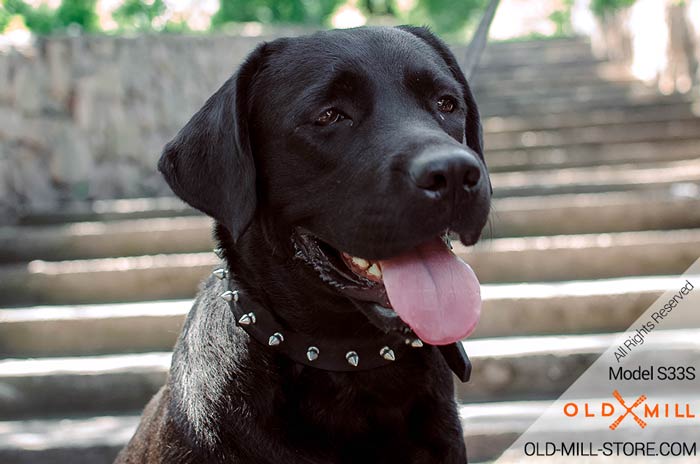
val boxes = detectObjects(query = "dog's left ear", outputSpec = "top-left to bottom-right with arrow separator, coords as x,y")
158,43 -> 269,242
397,26 -> 484,160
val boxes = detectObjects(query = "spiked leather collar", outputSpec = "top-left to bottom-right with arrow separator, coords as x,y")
212,250 -> 472,381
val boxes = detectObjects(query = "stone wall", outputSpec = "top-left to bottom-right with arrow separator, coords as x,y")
0,33 -> 280,223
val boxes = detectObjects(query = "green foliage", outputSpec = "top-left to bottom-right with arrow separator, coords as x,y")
17,4 -> 57,35
161,19 -> 190,33
112,0 -> 166,31
590,0 -> 636,17
0,0 -> 575,40
549,0 -> 573,36
402,0 -> 488,41
212,0 -> 342,27
0,4 -> 11,33
56,0 -> 98,31
2,0 -> 98,34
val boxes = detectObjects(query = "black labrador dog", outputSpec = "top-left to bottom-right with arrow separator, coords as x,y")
116,25 -> 490,464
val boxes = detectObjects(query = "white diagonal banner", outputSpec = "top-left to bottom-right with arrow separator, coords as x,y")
490,258 -> 700,463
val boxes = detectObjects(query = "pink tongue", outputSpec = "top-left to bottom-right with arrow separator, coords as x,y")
380,238 -> 481,345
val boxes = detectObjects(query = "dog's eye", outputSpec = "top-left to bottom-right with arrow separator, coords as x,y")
437,97 -> 457,113
315,108 -> 346,126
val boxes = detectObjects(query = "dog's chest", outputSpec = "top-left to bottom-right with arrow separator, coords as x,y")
272,377 -> 451,462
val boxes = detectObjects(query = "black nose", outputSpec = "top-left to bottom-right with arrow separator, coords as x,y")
409,148 -> 483,196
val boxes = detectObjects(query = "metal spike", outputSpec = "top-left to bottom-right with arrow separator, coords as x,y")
220,290 -> 238,302
410,338 -> 424,348
306,346 -> 319,362
380,346 -> 395,361
212,268 -> 227,280
345,351 -> 359,367
237,312 -> 255,325
213,247 -> 225,259
268,332 -> 284,346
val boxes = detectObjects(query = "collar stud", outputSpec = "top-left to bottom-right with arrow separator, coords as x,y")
380,346 -> 396,361
220,290 -> 238,303
212,268 -> 228,280
306,346 -> 320,361
237,312 -> 256,325
345,351 -> 359,367
268,332 -> 284,346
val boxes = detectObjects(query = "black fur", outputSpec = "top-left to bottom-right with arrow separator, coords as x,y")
117,25 -> 491,464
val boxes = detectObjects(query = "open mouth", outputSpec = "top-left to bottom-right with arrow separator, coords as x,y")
293,230 -> 482,345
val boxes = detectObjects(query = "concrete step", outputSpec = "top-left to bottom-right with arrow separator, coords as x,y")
480,37 -> 593,61
466,54 -> 604,76
0,216 -> 215,262
474,67 -> 637,96
484,37 -> 590,52
476,55 -> 603,72
485,118 -> 700,151
491,188 -> 700,236
2,328 -> 698,419
0,352 -> 170,419
0,300 -> 189,357
5,189 -> 700,262
479,92 -> 692,117
1,228 -> 697,305
478,81 -> 663,112
16,197 -> 197,226
487,138 -> 700,172
482,104 -> 699,134
2,274 -> 686,357
464,228 -> 700,283
0,414 -> 135,464
0,253 -> 214,306
473,61 -> 630,87
474,77 -> 640,97
492,159 -> 700,197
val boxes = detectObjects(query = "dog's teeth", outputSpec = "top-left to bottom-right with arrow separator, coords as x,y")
345,351 -> 359,367
351,257 -> 370,269
410,338 -> 424,348
367,263 -> 382,279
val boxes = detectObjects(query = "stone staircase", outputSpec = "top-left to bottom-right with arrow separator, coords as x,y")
1,36 -> 700,463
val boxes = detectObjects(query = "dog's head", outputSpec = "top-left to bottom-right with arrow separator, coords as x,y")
159,26 -> 491,345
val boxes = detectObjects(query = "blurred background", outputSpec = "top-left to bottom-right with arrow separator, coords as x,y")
1,0 -> 700,463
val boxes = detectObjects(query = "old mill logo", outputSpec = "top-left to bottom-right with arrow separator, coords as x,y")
609,390 -> 647,430
563,391 -> 696,430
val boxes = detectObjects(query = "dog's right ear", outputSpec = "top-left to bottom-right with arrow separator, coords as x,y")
158,44 -> 268,242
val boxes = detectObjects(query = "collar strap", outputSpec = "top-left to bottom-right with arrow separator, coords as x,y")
212,253 -> 471,379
